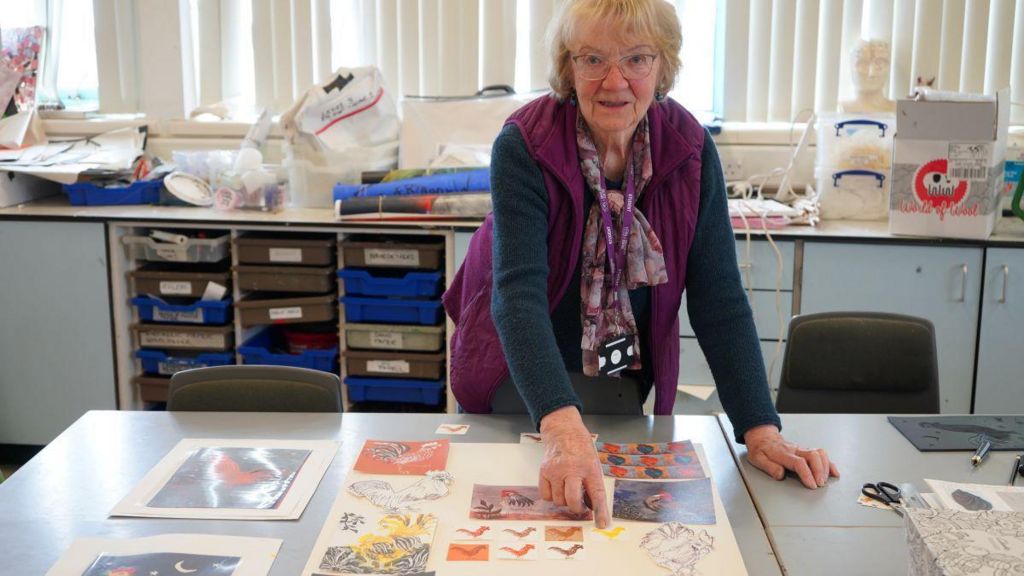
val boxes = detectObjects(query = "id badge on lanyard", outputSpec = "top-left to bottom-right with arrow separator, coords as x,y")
596,163 -> 637,376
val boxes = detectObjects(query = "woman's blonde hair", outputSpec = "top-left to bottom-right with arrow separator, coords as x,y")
546,0 -> 682,101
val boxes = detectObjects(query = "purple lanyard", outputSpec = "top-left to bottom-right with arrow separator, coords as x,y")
594,161 -> 637,308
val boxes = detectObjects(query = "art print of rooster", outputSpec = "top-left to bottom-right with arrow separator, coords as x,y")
348,471 -> 453,512
502,526 -> 538,539
368,441 -> 438,465
498,544 -> 536,559
546,544 -> 585,559
501,489 -> 535,509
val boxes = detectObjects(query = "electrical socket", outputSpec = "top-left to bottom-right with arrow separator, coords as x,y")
723,158 -> 743,181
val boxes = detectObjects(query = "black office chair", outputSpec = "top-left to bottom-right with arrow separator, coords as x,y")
775,312 -> 939,414
168,365 -> 343,413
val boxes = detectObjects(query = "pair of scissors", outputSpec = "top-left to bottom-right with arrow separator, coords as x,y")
862,481 -> 904,516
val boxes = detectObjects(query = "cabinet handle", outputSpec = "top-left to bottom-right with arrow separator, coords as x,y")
958,264 -> 968,302
999,265 -> 1009,303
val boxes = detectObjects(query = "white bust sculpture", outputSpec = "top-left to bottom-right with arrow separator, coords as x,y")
838,38 -> 896,114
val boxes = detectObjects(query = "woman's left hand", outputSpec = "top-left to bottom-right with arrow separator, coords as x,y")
743,424 -> 840,489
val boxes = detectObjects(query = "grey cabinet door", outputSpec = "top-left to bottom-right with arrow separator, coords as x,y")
0,221 -> 116,444
974,247 -> 1024,414
801,242 -> 983,413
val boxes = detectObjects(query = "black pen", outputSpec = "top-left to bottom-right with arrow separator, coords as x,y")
1011,454 -> 1023,486
972,436 -> 992,467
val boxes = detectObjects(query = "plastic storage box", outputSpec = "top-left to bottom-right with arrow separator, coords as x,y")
64,179 -> 163,206
815,112 -> 895,221
344,350 -> 445,379
132,323 -> 234,350
234,265 -> 336,293
135,375 -> 171,403
129,265 -> 231,298
131,296 -> 232,325
345,323 -> 444,352
239,327 -> 338,372
123,233 -> 230,263
135,349 -> 235,376
234,235 -> 336,266
344,376 -> 445,405
340,236 -> 444,269
340,296 -> 443,325
236,294 -> 337,327
337,269 -> 443,298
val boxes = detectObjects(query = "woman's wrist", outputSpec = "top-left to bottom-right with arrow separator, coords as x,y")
540,405 -> 584,434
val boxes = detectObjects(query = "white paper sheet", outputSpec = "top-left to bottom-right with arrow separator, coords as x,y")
110,438 -> 338,520
302,442 -> 748,575
924,478 -> 1024,512
0,127 -> 144,184
45,534 -> 282,576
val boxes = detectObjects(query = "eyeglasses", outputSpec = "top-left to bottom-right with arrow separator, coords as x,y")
571,53 -> 658,81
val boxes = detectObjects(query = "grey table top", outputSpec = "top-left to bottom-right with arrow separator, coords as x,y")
0,410 -> 781,575
719,413 -> 1024,576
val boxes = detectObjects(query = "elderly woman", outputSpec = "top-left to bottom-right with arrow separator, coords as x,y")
443,0 -> 839,528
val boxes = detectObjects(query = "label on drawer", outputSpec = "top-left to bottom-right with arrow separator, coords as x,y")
159,281 -> 193,295
152,308 -> 205,324
364,248 -> 420,267
367,359 -> 411,374
140,330 -> 224,349
154,246 -> 188,262
369,331 -> 404,349
269,306 -> 303,320
269,247 -> 303,263
158,360 -> 208,375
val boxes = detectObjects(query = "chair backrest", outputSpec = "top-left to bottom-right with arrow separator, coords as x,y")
168,365 -> 342,413
775,311 -> 939,414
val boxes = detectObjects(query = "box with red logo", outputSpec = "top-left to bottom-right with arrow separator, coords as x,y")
890,89 -> 1010,239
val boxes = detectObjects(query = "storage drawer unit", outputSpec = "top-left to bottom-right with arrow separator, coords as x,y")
340,296 -> 443,325
135,349 -> 235,376
341,236 -> 444,270
123,233 -> 230,263
235,265 -> 336,293
239,328 -> 339,372
234,235 -> 336,266
236,294 -> 337,327
337,269 -> 443,298
128,265 -> 231,298
131,297 -> 233,325
344,350 -> 446,379
132,323 -> 234,351
345,323 -> 444,352
135,375 -> 171,403
345,376 -> 445,406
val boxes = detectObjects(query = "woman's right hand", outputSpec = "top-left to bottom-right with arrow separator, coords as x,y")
538,406 -> 611,528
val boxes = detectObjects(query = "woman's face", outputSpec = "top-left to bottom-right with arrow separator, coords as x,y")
570,20 -> 661,143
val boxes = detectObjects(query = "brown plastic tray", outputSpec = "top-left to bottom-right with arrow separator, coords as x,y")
235,294 -> 337,327
344,349 -> 446,379
234,265 -> 336,294
129,265 -> 231,298
340,236 -> 443,270
234,236 -> 336,266
132,323 -> 234,350
135,375 -> 171,403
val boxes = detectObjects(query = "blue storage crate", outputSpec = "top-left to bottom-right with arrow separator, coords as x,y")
344,376 -> 445,405
340,296 -> 443,325
337,269 -> 443,298
132,296 -> 232,325
239,328 -> 338,372
135,349 -> 234,376
65,179 -> 163,206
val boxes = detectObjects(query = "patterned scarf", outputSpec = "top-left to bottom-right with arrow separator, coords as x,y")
576,112 -> 668,377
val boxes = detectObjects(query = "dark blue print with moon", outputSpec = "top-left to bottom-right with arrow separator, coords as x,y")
82,552 -> 240,575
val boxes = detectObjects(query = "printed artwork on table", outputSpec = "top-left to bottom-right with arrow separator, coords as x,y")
544,526 -> 584,542
951,489 -> 994,511
591,526 -> 627,540
498,525 -> 541,541
544,544 -> 586,560
317,513 -> 437,575
598,440 -> 697,456
348,471 -> 454,513
520,433 -> 598,444
495,543 -> 538,560
435,424 -> 470,435
640,522 -> 715,576
446,543 -> 489,561
82,552 -> 240,576
602,464 -> 706,480
353,440 -> 450,475
451,524 -> 493,540
907,509 -> 1024,576
469,485 -> 593,521
613,478 -> 716,525
147,447 -> 311,509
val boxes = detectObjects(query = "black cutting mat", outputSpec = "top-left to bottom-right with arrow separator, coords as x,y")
888,415 -> 1024,451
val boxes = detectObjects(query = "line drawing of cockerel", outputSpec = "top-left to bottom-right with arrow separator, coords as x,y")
348,471 -> 454,512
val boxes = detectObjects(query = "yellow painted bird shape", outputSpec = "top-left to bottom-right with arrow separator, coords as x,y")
593,526 -> 626,539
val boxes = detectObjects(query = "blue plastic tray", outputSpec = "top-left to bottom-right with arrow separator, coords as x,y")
340,296 -> 443,325
132,296 -> 232,325
65,179 -> 163,206
239,328 -> 338,372
344,376 -> 445,405
337,269 -> 443,298
135,349 -> 234,376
